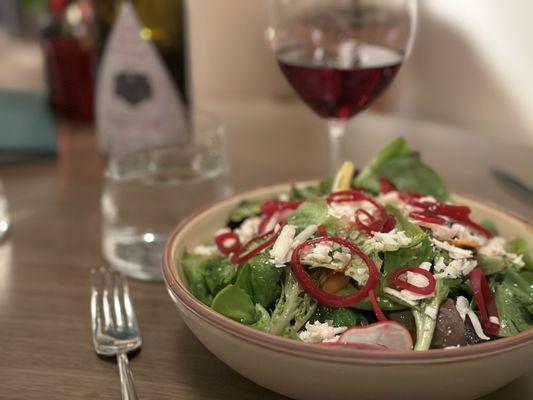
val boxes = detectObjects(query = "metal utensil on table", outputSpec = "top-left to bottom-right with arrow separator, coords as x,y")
91,267 -> 142,400
491,167 -> 533,205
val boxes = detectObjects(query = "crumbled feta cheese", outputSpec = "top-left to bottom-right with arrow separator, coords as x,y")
327,202 -> 359,221
406,270 -> 430,288
444,345 -> 461,350
455,296 -> 490,341
292,225 -> 317,248
302,242 -> 333,264
479,237 -> 525,267
418,195 -> 438,203
433,257 -> 477,279
234,217 -> 261,243
431,238 -> 473,259
365,229 -> 412,252
278,193 -> 290,201
383,287 -> 418,306
478,237 -> 506,257
512,254 -> 525,268
418,223 -> 486,247
270,224 -> 296,266
424,305 -> 438,320
377,191 -> 412,212
298,321 -> 347,344
419,262 -> 432,271
192,244 -> 219,256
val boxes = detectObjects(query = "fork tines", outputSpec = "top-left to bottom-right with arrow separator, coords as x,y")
91,267 -> 139,345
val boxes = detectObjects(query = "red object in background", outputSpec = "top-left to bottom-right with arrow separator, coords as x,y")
43,37 -> 94,122
42,0 -> 95,123
49,0 -> 70,19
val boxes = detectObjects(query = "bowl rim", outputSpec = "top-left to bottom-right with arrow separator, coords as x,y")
163,182 -> 533,365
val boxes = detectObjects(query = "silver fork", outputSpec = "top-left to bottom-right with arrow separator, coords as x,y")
91,267 -> 142,400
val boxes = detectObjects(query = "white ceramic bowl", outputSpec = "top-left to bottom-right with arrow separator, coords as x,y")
163,183 -> 533,400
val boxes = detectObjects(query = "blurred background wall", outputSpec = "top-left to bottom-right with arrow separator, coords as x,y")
1,0 -> 532,144
189,0 -> 533,144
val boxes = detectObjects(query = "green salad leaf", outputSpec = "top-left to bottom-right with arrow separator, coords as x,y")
310,306 -> 368,328
211,284 -> 257,324
268,269 -> 317,337
413,280 -> 450,351
383,237 -> 433,285
204,257 -> 238,296
386,206 -> 426,246
493,268 -> 533,337
229,200 -> 261,224
239,254 -> 283,309
354,137 -> 450,201
181,251 -> 215,306
286,198 -> 328,230
507,237 -> 533,271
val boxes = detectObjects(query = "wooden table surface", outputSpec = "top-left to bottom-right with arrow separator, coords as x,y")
0,100 -> 532,399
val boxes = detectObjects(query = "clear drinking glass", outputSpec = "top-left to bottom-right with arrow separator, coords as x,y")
267,0 -> 417,171
0,180 -> 10,241
101,112 -> 233,281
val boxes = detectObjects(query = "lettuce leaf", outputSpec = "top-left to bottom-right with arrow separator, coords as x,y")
492,268 -> 533,337
354,137 -> 450,201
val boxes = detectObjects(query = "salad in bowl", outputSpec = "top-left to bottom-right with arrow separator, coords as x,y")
180,138 -> 532,352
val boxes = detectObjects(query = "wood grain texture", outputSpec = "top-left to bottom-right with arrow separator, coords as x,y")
0,106 -> 531,400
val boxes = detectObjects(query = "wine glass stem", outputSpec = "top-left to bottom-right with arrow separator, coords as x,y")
328,119 -> 347,173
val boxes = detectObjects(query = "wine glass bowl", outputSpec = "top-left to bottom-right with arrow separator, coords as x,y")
267,0 -> 417,170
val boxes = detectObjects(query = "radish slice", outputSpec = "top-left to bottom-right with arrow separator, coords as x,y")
321,342 -> 387,351
338,321 -> 413,351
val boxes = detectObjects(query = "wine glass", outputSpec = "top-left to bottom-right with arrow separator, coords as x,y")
267,0 -> 417,171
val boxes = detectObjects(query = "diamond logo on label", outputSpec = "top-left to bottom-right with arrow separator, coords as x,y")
114,72 -> 152,106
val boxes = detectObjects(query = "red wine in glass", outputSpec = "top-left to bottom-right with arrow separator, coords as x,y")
277,44 -> 403,119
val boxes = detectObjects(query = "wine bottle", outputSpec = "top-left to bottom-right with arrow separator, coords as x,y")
95,0 -> 189,153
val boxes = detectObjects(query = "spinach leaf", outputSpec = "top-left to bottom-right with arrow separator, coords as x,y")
354,137 -> 411,194
229,200 -> 261,224
477,255 -> 509,275
386,206 -> 426,246
236,254 -> 282,309
181,251 -> 215,306
286,198 -> 328,230
335,285 -> 409,311
383,237 -> 433,284
354,138 -> 450,201
507,237 -> 533,271
211,284 -> 257,324
493,268 -> 533,337
251,304 -> 271,331
310,306 -> 368,327
291,184 -> 318,199
318,176 -> 334,195
203,257 -> 238,296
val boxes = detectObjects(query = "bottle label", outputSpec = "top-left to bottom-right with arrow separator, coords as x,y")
96,2 -> 188,154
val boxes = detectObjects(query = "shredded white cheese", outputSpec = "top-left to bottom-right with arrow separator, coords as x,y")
478,237 -> 525,268
234,217 -> 261,243
431,238 -> 473,259
192,244 -> 219,256
365,229 -> 412,252
383,287 -> 418,306
455,296 -> 490,341
433,257 -> 477,280
292,225 -> 317,248
302,242 -> 333,264
269,224 -> 296,267
298,321 -> 347,344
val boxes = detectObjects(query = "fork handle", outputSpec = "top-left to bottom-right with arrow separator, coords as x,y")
117,352 -> 139,400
